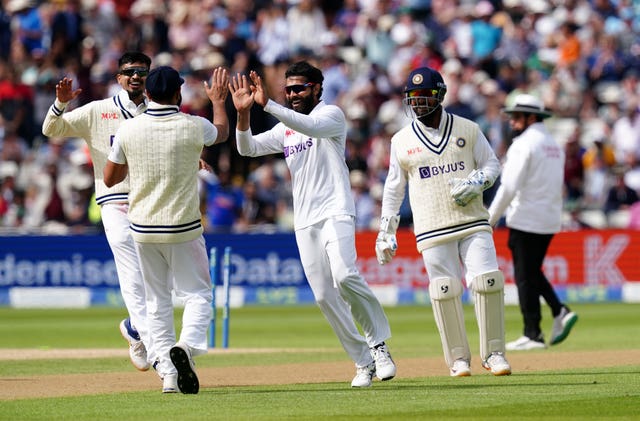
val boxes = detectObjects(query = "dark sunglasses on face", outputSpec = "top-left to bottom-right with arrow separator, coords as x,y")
120,67 -> 149,77
284,82 -> 315,94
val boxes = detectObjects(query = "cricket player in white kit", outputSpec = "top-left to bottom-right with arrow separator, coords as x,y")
42,52 -> 154,371
104,66 -> 229,394
229,61 -> 396,388
376,67 -> 511,377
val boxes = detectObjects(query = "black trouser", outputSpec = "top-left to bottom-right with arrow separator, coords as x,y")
508,228 -> 563,339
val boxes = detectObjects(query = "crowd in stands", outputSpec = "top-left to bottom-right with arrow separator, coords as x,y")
0,0 -> 639,235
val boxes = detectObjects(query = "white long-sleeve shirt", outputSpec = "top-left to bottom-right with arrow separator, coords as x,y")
42,90 -> 147,205
488,122 -> 565,234
236,99 -> 354,230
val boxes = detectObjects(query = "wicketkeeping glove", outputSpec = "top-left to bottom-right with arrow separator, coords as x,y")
375,215 -> 400,265
449,169 -> 491,207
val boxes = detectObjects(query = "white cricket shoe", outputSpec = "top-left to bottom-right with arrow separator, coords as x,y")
506,335 -> 547,351
170,342 -> 199,394
550,307 -> 578,345
371,342 -> 396,381
119,318 -> 150,371
482,352 -> 512,376
162,373 -> 178,393
450,359 -> 471,377
351,362 -> 376,388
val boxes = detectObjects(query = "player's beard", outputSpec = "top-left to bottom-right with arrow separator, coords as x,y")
287,94 -> 314,115
127,86 -> 145,101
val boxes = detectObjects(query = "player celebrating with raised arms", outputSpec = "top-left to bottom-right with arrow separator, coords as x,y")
376,66 -> 511,377
42,52 -> 154,372
228,61 -> 396,388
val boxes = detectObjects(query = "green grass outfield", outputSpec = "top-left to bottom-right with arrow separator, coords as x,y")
1,303 -> 639,420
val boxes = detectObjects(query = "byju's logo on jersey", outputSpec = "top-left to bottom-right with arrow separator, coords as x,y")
284,138 -> 314,158
418,161 -> 466,179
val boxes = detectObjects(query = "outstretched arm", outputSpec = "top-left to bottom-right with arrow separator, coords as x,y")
204,67 -> 230,144
229,72 -> 255,131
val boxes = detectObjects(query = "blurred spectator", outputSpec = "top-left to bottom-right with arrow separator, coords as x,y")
286,0 -> 328,57
6,0 -> 44,56
251,160 -> 281,210
582,137 -> 616,209
603,166 -> 638,217
563,130 -> 585,203
319,49 -> 350,106
128,0 -> 170,56
0,0 -> 636,233
352,12 -> 395,70
611,99 -> 640,165
332,0 -> 359,45
444,4 -> 474,64
0,58 -> 35,145
235,178 -> 277,233
586,33 -> 627,84
255,1 -> 289,66
556,21 -> 582,69
203,168 -> 244,234
349,169 -> 374,231
470,1 -> 502,77
50,0 -> 86,68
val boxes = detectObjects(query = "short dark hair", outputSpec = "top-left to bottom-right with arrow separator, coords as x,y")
118,52 -> 152,69
285,61 -> 323,84
285,61 -> 324,99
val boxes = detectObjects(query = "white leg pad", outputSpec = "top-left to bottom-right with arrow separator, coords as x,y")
429,277 -> 470,367
470,270 -> 505,359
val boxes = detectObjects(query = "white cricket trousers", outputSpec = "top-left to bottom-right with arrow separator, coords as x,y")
134,236 -> 212,377
101,203 -> 152,361
421,230 -> 499,284
295,215 -> 391,367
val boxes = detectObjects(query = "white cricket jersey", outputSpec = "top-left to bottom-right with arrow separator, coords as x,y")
42,90 -> 148,205
488,122 -> 565,234
108,102 -> 217,243
381,111 -> 500,251
236,99 -> 355,230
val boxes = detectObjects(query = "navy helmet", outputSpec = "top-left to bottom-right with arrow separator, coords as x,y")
403,67 -> 447,118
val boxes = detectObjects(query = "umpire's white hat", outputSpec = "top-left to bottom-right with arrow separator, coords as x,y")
502,94 -> 552,118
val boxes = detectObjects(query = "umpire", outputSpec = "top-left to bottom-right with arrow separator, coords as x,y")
488,94 -> 578,351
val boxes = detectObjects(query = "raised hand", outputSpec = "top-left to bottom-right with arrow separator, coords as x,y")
249,70 -> 268,107
55,78 -> 82,103
229,73 -> 255,113
204,67 -> 229,103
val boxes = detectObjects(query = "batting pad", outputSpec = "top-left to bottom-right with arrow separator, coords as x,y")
471,270 -> 505,359
429,277 -> 470,367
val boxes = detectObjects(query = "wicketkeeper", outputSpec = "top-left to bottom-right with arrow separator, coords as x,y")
376,66 -> 512,377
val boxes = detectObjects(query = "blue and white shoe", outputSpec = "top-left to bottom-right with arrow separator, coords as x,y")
162,373 -> 178,393
119,318 -> 150,371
